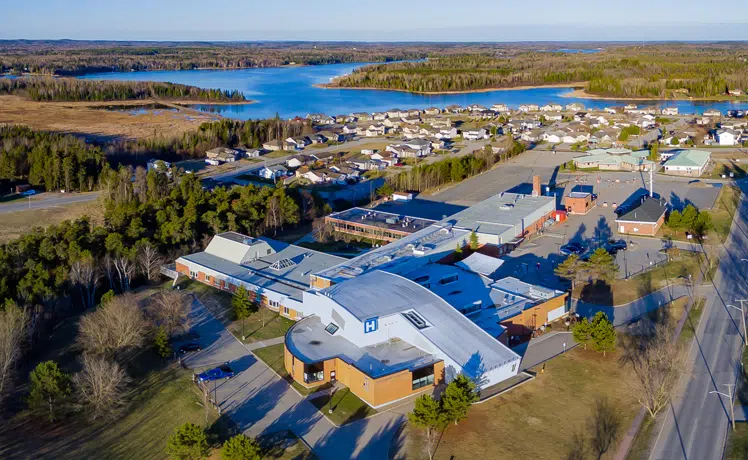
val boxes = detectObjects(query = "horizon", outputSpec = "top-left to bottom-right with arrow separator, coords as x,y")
2,0 -> 747,42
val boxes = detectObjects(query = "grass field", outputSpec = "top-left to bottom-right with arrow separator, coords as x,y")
406,347 -> 641,460
711,185 -> 742,243
0,198 -> 104,243
0,95 -> 214,141
309,387 -> 377,426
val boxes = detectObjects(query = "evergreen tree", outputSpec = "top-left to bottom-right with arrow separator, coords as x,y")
376,182 -> 394,197
222,434 -> 262,460
667,209 -> 682,230
441,374 -> 478,426
572,318 -> 592,350
680,204 -> 699,230
469,231 -> 479,251
100,289 -> 116,307
232,286 -> 252,321
153,326 -> 172,358
591,312 -> 616,356
555,254 -> 584,289
586,248 -> 618,283
409,394 -> 447,460
694,211 -> 713,237
454,243 -> 463,256
27,361 -> 71,421
166,423 -> 209,460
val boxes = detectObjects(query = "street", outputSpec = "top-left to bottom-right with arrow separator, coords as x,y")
649,179 -> 748,460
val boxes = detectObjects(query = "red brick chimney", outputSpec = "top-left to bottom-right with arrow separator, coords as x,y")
532,175 -> 541,197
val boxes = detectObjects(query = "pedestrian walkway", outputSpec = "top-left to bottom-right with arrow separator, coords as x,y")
245,336 -> 284,351
573,283 -> 690,327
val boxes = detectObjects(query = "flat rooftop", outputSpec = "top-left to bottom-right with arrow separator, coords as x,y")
326,207 -> 436,235
314,223 -> 471,284
568,191 -> 592,199
286,316 -> 438,378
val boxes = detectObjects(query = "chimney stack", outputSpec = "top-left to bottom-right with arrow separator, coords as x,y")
532,175 -> 541,197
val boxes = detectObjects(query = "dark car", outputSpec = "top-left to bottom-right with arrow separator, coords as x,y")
178,342 -> 202,354
605,239 -> 628,254
196,364 -> 234,383
560,242 -> 584,256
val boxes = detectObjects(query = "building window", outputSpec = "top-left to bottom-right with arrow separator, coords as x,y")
304,363 -> 325,384
283,306 -> 290,316
412,366 -> 435,390
324,323 -> 339,335
438,274 -> 459,285
363,378 -> 369,390
511,363 -> 516,372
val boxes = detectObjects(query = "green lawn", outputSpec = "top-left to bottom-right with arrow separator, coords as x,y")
711,185 -> 742,243
309,387 -> 377,426
258,430 -> 317,459
727,347 -> 748,459
253,344 -> 317,396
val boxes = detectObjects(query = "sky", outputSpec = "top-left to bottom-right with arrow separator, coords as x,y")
2,0 -> 748,42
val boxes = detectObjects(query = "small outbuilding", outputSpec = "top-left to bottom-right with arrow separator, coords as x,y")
615,196 -> 668,236
564,191 -> 596,215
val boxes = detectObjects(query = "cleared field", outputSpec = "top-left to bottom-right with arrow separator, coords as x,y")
0,95 -> 216,141
0,199 -> 104,243
406,347 -> 641,460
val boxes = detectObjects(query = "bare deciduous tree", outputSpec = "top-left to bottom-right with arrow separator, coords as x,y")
102,254 -> 116,291
72,354 -> 130,421
148,290 -> 191,337
111,253 -> 137,292
565,432 -> 587,460
77,293 -> 147,359
137,242 -> 163,282
588,397 -> 621,460
0,302 -> 28,405
621,323 -> 686,418
70,257 -> 99,309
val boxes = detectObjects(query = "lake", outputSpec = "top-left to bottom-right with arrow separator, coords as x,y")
80,63 -> 748,119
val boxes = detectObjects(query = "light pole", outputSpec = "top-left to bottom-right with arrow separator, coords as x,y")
727,302 -> 748,346
710,384 -> 736,431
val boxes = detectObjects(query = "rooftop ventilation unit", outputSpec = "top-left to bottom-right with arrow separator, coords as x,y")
402,311 -> 429,330
270,258 -> 297,271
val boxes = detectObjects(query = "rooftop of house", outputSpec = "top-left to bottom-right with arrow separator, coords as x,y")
286,316 -> 438,378
326,208 -> 436,235
178,232 -> 345,301
616,197 -> 668,224
664,149 -> 712,168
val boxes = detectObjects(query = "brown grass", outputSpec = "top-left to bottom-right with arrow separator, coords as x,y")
0,198 -> 104,243
406,347 -> 641,460
0,95 -> 217,141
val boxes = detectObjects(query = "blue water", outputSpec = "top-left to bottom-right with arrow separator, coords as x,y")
80,62 -> 748,120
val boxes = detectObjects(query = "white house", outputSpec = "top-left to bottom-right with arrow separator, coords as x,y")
565,103 -> 585,112
661,107 -> 679,116
540,103 -> 563,112
462,128 -> 489,141
518,104 -> 539,113
717,129 -> 739,146
257,165 -> 288,180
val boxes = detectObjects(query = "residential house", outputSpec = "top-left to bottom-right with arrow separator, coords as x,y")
370,150 -> 397,166
543,112 -> 564,122
372,112 -> 387,121
387,108 -> 405,119
543,130 -> 566,144
342,124 -> 358,135
317,131 -> 344,143
437,127 -> 459,139
565,103 -> 585,112
257,165 -> 288,180
463,128 -> 489,141
423,107 -> 441,116
206,147 -> 239,163
446,105 -> 464,113
717,129 -> 739,146
703,109 -> 722,117
729,89 -> 744,96
562,132 -> 590,144
518,104 -> 539,112
662,107 -> 679,116
245,149 -> 263,158
309,134 -> 328,145
491,104 -> 510,113
363,124 -> 387,137
285,136 -> 311,150
286,155 -> 308,169
351,112 -> 372,121
521,129 -> 544,143
262,140 -> 284,151
361,148 -> 379,156
540,103 -> 563,112
147,159 -> 171,173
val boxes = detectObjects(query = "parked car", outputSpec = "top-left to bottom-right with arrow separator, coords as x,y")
605,239 -> 628,254
196,364 -> 234,383
21,190 -> 36,197
178,342 -> 202,354
560,242 -> 583,256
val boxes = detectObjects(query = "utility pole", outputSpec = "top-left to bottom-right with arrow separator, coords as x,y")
727,302 -> 748,346
709,384 -> 736,430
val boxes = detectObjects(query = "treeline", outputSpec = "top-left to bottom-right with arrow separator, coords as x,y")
0,125 -> 106,191
112,118 -> 308,161
0,169 -> 326,309
332,45 -> 748,98
0,77 -> 246,102
386,140 -> 526,192
0,42 -> 432,76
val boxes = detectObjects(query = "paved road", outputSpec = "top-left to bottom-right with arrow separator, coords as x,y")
182,296 -> 406,460
649,180 -> 748,460
0,192 -> 101,213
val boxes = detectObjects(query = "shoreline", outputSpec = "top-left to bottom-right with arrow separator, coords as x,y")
0,97 -> 256,107
315,82 -> 584,95
561,88 -> 748,102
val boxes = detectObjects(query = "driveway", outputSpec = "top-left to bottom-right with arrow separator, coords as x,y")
181,296 -> 405,460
